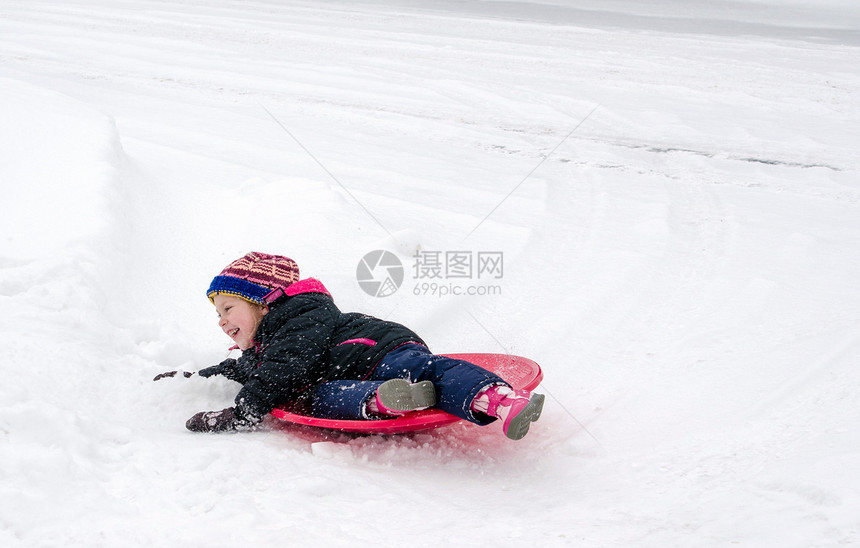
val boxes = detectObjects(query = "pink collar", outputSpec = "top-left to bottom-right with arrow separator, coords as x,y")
262,277 -> 331,303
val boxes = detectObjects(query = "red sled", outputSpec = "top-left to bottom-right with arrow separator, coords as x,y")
270,353 -> 543,434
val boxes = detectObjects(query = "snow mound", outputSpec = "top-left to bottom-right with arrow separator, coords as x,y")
0,78 -> 124,261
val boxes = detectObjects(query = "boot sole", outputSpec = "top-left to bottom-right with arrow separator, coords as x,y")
505,393 -> 545,440
377,379 -> 436,413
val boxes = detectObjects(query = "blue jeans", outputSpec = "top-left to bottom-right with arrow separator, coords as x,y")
311,344 -> 506,424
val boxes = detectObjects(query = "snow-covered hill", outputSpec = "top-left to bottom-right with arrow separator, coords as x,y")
1,1 -> 859,546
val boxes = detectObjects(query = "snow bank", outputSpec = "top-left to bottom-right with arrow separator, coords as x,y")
0,78 -> 122,260
0,79 -> 130,544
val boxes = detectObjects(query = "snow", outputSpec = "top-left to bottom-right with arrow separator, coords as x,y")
1,0 -> 859,546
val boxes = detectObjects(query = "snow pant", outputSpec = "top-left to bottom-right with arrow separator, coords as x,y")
311,343 -> 507,424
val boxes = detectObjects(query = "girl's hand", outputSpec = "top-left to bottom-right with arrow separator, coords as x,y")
186,407 -> 236,432
185,407 -> 251,432
197,358 -> 239,380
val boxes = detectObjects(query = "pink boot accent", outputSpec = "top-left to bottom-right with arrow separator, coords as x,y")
472,385 -> 545,440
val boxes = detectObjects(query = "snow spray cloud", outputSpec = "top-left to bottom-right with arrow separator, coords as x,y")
357,249 -> 504,298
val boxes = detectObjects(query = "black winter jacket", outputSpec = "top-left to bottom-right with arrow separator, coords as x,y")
229,278 -> 424,420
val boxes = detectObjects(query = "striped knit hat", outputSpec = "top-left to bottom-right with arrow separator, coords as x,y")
207,252 -> 300,305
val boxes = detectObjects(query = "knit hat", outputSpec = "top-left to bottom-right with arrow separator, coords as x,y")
207,252 -> 300,305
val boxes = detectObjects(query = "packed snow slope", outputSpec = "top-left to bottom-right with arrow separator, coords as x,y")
1,1 -> 859,546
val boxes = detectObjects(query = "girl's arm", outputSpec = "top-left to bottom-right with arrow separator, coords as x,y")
232,295 -> 340,423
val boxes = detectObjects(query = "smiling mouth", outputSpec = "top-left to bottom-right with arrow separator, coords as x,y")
228,328 -> 239,338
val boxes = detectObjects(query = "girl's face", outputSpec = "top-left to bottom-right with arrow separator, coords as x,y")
212,294 -> 268,350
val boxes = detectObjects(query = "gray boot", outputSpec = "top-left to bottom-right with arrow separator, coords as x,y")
375,379 -> 436,414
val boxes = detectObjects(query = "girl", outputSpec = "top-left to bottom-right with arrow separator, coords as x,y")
163,252 -> 544,440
